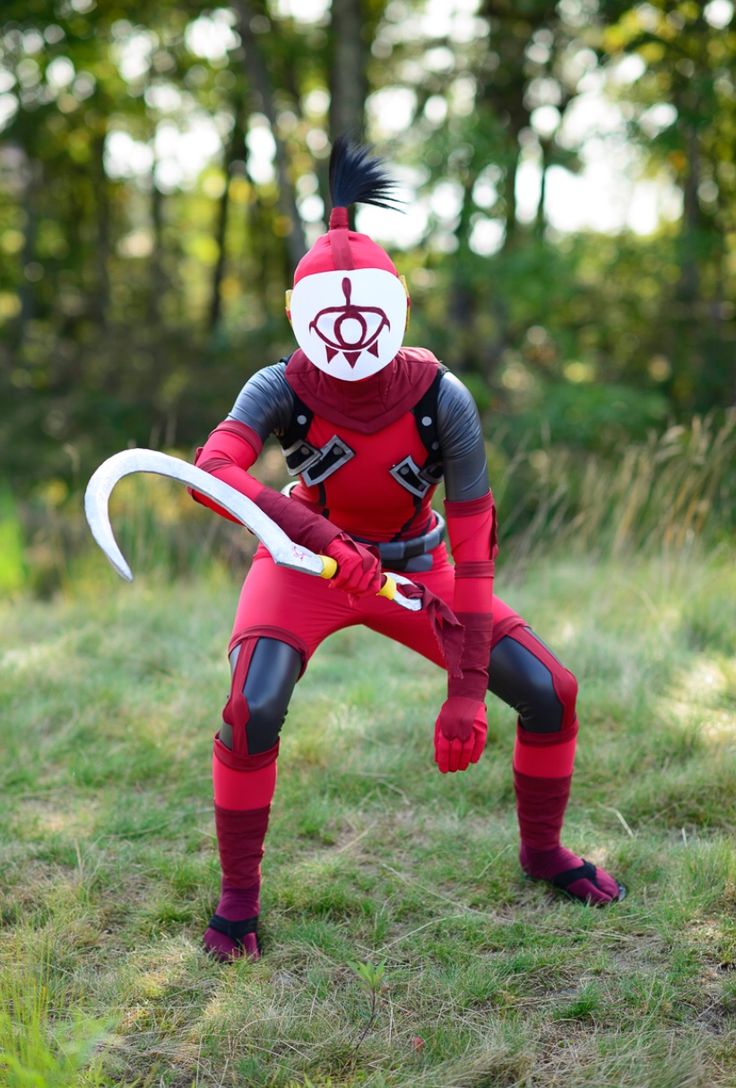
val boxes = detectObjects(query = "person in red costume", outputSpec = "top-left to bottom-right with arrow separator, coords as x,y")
191,137 -> 625,961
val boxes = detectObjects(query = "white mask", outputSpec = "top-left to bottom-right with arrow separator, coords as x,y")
289,268 -> 407,381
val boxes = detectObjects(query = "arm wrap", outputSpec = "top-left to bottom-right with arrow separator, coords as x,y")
445,489 -> 498,696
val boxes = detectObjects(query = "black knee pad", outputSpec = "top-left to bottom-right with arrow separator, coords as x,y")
222,636 -> 302,754
489,631 -> 577,733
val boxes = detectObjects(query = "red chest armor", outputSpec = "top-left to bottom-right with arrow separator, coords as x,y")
278,363 -> 445,544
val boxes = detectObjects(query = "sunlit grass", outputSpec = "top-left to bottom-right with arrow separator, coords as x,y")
0,954 -> 109,1088
0,553 -> 735,1086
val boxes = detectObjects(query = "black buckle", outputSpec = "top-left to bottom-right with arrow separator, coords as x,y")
302,436 -> 355,486
390,455 -> 430,498
283,438 -> 321,477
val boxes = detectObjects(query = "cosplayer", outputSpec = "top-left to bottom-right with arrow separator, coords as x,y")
190,138 -> 625,961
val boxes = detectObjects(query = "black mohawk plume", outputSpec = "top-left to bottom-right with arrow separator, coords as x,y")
328,134 -> 404,213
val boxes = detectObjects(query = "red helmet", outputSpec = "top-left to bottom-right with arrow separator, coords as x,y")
287,137 -> 409,382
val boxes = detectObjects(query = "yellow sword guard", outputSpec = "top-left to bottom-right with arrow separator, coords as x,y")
378,575 -> 397,601
319,555 -> 338,579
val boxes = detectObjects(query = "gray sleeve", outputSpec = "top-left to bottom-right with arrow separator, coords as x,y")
437,372 -> 490,502
226,362 -> 294,441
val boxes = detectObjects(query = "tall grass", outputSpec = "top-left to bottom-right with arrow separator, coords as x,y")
0,957 -> 108,1087
493,410 -> 735,558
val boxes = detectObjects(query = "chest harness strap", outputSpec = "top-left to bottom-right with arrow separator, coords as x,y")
277,363 -> 447,552
278,389 -> 355,488
389,365 -> 447,541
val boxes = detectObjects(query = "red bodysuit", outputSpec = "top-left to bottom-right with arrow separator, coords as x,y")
192,346 -> 624,960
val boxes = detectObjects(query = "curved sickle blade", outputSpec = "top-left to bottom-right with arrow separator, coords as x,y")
84,448 -> 324,581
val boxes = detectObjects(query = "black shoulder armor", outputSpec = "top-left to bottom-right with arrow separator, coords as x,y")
436,372 -> 489,501
227,359 -> 295,442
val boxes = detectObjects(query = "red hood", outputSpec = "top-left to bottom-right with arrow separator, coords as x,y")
285,347 -> 441,434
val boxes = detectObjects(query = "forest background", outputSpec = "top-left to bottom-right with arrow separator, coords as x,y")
2,4 -> 736,1087
0,0 -> 734,592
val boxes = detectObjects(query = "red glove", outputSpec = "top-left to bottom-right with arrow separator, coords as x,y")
434,698 -> 487,773
323,535 -> 383,597
434,611 -> 490,773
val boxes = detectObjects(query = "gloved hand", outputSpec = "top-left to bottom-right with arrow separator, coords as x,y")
324,534 -> 383,597
434,697 -> 487,773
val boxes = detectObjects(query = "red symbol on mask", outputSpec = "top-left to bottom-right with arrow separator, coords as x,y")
309,277 -> 391,367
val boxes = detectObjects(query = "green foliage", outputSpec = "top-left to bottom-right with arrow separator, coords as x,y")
349,959 -> 386,993
520,379 -> 669,449
0,487 -> 26,593
495,410 -> 736,557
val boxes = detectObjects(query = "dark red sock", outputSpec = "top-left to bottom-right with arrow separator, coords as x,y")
514,768 -> 572,850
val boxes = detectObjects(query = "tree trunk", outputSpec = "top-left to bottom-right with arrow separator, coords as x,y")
148,162 -> 165,329
209,94 -> 245,332
500,98 -> 527,251
670,82 -> 704,410
536,139 -> 550,236
329,0 -> 367,141
679,119 -> 701,304
240,156 -> 270,314
91,129 -> 111,328
15,156 -> 41,352
234,0 -> 307,269
449,177 -> 477,373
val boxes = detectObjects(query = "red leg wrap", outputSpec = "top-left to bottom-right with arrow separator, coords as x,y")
213,803 -> 270,905
513,722 -> 622,904
514,767 -> 573,851
205,740 -> 279,960
210,741 -> 276,910
513,715 -> 578,850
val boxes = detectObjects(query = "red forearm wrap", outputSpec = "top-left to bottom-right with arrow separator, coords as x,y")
191,420 -> 343,552
191,420 -> 264,523
445,491 -> 498,567
444,491 -> 497,695
448,611 -> 492,700
454,560 -> 495,578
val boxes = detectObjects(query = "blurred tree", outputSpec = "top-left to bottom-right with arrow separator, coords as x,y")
0,0 -> 733,508
373,0 -> 590,382
598,0 -> 736,411
207,80 -> 246,332
329,0 -> 368,140
233,0 -> 307,267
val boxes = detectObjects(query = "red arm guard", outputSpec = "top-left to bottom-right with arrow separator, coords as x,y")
434,491 -> 498,772
445,491 -> 497,620
190,420 -> 382,595
191,419 -> 264,522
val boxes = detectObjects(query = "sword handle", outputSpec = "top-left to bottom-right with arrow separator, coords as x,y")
318,560 -> 418,611
318,558 -> 396,601
379,575 -> 421,610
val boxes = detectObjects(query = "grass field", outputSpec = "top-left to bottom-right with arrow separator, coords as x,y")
1,552 -> 735,1087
